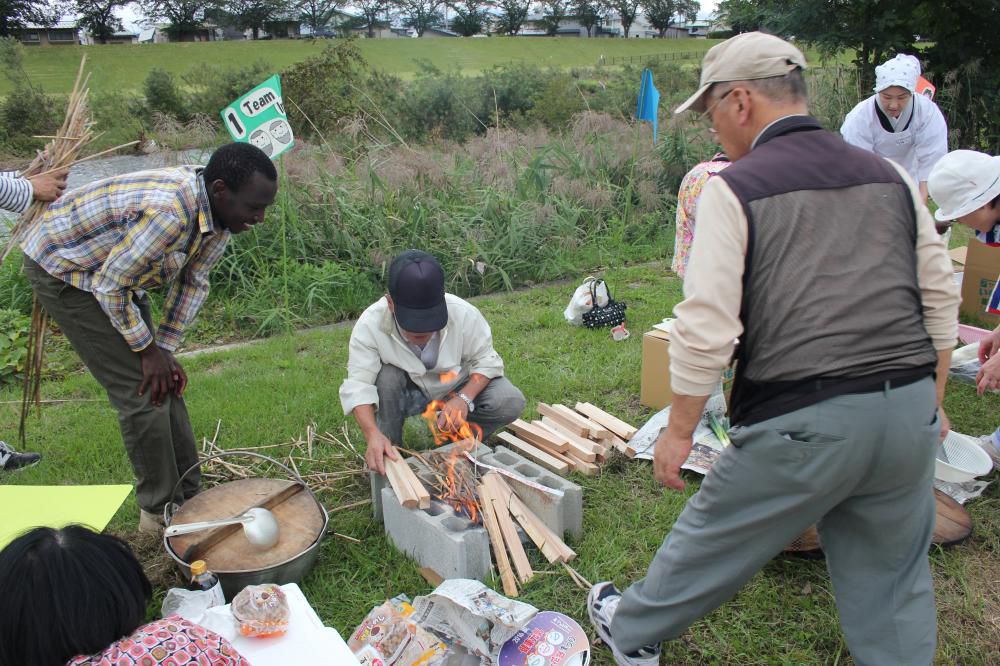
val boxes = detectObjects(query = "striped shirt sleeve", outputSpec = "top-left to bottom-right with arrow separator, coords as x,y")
91,210 -> 184,351
0,172 -> 32,214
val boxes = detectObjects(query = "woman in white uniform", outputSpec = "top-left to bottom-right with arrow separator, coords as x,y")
841,53 -> 948,204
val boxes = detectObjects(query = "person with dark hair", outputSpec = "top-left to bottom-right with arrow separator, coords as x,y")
18,142 -> 278,532
340,249 -> 526,474
588,33 -> 958,665
0,525 -> 248,665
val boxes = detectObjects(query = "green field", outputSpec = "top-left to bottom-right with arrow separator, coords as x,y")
6,37 -> 719,96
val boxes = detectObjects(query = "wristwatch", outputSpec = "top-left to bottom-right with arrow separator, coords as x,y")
457,392 -> 475,413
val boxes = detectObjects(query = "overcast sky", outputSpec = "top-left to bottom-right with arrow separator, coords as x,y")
118,0 -> 720,33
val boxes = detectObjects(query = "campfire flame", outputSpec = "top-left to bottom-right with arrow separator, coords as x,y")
422,397 -> 482,522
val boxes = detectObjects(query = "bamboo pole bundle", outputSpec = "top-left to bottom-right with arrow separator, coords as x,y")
8,56 -> 138,444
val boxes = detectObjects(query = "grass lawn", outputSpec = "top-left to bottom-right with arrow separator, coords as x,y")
2,262 -> 997,664
5,37 -> 719,96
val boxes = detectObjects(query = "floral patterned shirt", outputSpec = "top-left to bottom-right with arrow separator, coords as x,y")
671,155 -> 731,278
66,616 -> 250,666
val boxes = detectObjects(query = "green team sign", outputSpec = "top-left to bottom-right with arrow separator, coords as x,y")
220,75 -> 295,159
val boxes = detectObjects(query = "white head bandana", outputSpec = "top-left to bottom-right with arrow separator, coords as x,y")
874,54 -> 921,93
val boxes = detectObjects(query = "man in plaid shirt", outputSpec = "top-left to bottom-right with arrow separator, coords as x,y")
20,142 -> 278,532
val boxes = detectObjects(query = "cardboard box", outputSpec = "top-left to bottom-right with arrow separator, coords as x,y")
641,329 -> 672,410
960,241 -> 1000,322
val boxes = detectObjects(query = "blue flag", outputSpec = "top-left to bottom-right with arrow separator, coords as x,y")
636,68 -> 660,143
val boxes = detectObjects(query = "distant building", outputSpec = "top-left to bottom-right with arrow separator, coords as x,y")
80,29 -> 139,45
14,21 -> 81,46
137,23 -> 219,43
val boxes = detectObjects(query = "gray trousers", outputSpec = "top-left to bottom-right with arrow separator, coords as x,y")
612,378 -> 939,666
374,364 -> 526,445
24,257 -> 199,514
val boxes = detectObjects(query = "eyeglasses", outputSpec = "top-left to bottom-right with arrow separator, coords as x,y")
698,87 -> 735,135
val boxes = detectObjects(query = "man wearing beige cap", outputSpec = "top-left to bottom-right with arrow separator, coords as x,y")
587,33 -> 959,665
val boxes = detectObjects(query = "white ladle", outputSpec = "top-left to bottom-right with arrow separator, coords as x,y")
163,507 -> 280,549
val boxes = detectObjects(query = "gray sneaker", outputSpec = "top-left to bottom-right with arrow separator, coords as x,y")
0,440 -> 41,471
587,582 -> 662,666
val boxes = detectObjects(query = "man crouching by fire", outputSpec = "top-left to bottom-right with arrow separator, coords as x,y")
339,249 -> 526,475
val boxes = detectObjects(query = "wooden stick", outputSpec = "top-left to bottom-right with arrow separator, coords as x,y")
509,419 -> 569,452
384,457 -> 419,509
478,481 -> 519,597
401,461 -> 431,510
481,478 -> 533,584
537,403 -> 589,436
496,432 -> 569,474
489,474 -> 575,563
534,420 -> 597,462
552,404 -> 611,438
564,451 -> 599,476
609,434 -> 637,458
540,417 -> 606,455
574,402 -> 637,440
418,567 -> 445,587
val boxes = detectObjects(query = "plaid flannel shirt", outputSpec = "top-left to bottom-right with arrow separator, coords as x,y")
20,167 -> 229,352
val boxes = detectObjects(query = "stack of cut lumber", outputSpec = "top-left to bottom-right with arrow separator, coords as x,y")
478,471 -> 575,596
497,402 -> 637,477
384,456 -> 431,510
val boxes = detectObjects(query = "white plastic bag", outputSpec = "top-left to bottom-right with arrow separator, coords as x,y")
564,277 -> 609,326
161,587 -> 220,622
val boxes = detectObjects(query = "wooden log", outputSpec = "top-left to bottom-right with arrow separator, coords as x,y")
609,434 -> 637,458
385,457 -> 419,509
574,402 -> 637,440
485,473 -> 575,563
496,432 -> 570,474
508,419 -> 569,453
537,403 -> 589,436
564,452 -> 599,476
480,479 -> 533,584
478,482 -> 519,597
395,457 -> 431,510
553,404 -> 613,439
537,419 -> 600,461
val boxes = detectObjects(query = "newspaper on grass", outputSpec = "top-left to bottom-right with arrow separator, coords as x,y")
632,382 -> 729,475
410,579 -> 537,665
934,479 -> 991,505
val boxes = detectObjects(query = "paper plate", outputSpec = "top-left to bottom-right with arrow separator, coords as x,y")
498,611 -> 590,666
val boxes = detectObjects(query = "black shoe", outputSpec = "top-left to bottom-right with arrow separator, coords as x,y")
0,441 -> 42,471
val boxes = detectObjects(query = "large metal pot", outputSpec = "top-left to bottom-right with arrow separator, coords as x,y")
163,451 -> 329,600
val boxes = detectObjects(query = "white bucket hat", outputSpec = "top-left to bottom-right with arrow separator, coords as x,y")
928,150 -> 1000,222
874,54 -> 921,93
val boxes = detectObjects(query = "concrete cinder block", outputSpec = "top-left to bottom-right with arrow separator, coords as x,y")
481,446 -> 584,540
372,441 -> 583,579
381,487 -> 492,580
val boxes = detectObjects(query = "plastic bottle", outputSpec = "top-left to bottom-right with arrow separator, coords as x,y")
188,560 -> 225,608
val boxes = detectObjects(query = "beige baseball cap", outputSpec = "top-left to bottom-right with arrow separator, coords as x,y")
928,150 -> 1000,222
675,32 -> 808,115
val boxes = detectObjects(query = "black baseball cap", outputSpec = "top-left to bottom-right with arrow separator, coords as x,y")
387,250 -> 448,333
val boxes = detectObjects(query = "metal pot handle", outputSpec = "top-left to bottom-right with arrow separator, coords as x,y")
163,450 -> 317,526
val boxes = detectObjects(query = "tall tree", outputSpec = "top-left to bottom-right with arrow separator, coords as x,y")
715,0 -> 769,33
0,0 -> 59,36
353,0 -> 389,37
604,0 -> 640,37
447,0 -> 488,36
644,0 -> 698,37
296,0 -> 341,32
75,0 -> 130,42
571,0 -> 602,36
493,0 -> 529,34
225,0 -> 288,38
398,0 -> 443,35
141,0 -> 221,39
538,0 -> 568,35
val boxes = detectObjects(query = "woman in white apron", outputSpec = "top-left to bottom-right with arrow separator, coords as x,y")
841,54 -> 948,206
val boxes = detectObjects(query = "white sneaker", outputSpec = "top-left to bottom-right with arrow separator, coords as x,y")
587,582 -> 662,666
976,435 -> 1000,468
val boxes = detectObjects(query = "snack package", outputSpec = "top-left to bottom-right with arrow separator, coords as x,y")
350,596 -> 447,665
231,584 -> 290,638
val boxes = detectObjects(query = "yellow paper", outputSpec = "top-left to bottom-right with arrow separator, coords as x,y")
0,485 -> 132,548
